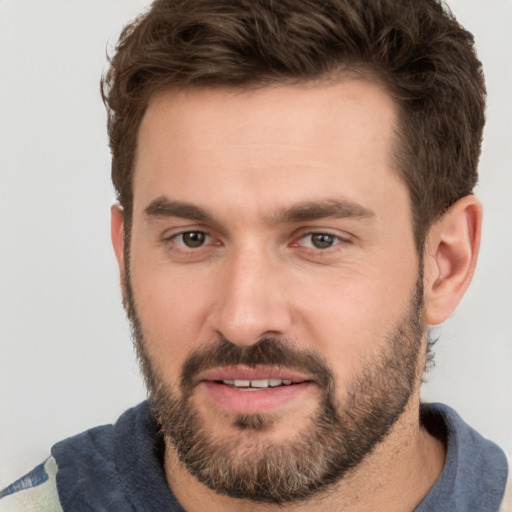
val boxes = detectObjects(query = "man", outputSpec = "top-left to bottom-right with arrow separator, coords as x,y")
1,0 -> 509,510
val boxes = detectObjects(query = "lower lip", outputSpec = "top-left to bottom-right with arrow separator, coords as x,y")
200,381 -> 313,415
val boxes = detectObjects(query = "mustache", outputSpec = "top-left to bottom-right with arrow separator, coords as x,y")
181,337 -> 335,392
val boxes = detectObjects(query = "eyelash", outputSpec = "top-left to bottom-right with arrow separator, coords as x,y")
164,231 -> 217,254
164,230 -> 350,253
171,231 -> 213,247
295,232 -> 347,250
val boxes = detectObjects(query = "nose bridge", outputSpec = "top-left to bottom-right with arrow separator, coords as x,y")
212,240 -> 291,345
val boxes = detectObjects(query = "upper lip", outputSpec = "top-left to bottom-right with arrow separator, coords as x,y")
198,365 -> 312,384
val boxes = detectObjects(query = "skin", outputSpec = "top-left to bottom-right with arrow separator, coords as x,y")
111,79 -> 482,511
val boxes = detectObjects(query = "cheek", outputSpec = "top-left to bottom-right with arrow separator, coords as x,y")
291,257 -> 419,383
129,257 -> 213,378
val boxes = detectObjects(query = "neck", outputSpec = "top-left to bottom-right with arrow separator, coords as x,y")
164,395 -> 446,512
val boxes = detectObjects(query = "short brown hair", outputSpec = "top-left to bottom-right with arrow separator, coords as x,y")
101,0 -> 485,249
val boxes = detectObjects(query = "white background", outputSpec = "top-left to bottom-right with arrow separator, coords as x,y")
1,0 -> 511,485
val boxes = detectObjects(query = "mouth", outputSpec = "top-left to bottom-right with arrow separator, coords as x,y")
196,366 -> 314,414
220,378 -> 295,389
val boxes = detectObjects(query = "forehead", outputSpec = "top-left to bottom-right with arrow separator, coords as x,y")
138,78 -> 396,151
132,80 -> 404,220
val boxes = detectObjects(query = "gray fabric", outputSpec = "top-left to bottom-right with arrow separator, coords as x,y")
416,403 -> 508,511
34,401 -> 506,511
52,403 -> 183,512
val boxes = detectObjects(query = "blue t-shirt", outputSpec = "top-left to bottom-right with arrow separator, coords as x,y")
1,402 -> 509,511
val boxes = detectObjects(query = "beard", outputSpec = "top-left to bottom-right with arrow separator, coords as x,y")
124,272 -> 425,504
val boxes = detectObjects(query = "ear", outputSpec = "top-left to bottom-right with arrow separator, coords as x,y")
111,203 -> 126,287
423,195 -> 482,325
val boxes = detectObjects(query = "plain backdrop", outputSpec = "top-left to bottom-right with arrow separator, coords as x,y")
1,0 -> 511,485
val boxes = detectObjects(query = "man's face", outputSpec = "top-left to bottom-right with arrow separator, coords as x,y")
122,80 -> 426,501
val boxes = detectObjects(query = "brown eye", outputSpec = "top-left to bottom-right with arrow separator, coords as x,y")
180,231 -> 207,248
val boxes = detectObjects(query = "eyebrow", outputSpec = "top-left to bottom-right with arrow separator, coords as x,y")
145,197 -> 212,222
269,199 -> 375,224
144,196 -> 375,224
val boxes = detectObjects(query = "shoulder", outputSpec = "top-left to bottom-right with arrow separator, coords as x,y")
0,402 -> 155,512
0,456 -> 63,512
418,403 -> 509,512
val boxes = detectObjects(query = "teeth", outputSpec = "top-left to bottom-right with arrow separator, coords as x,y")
250,379 -> 270,388
222,378 -> 294,388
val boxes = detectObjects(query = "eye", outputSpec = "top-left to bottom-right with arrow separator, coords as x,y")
173,231 -> 210,248
299,233 -> 343,249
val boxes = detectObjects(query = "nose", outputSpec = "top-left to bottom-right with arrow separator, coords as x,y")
209,244 -> 293,346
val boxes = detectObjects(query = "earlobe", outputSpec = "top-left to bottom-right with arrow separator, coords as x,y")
111,203 -> 126,283
423,195 -> 482,326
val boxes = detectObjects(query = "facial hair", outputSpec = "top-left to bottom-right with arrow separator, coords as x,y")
125,274 -> 425,504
